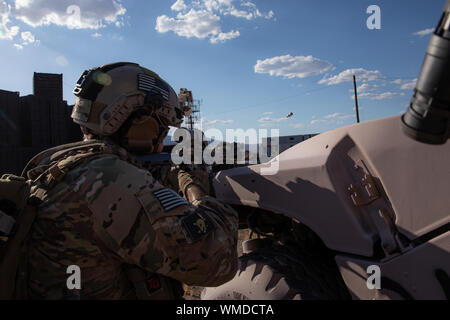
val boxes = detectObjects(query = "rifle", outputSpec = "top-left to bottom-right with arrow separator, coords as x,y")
138,152 -> 174,168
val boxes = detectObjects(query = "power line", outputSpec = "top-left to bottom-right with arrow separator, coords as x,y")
211,74 -> 416,116
213,85 -> 336,115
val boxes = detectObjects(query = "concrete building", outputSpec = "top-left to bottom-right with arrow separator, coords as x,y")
0,73 -> 81,175
0,90 -> 21,147
33,73 -> 63,101
261,134 -> 318,160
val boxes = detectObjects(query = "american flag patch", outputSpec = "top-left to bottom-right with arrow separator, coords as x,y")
153,188 -> 188,212
138,73 -> 170,101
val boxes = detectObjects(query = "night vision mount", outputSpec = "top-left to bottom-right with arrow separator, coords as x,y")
401,0 -> 450,144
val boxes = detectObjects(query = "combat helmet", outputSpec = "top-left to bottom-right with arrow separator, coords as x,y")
71,62 -> 190,152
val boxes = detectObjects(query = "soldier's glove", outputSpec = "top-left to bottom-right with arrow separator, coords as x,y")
147,165 -> 180,193
165,166 -> 181,193
178,166 -> 210,199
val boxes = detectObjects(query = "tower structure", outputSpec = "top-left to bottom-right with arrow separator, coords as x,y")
185,99 -> 201,131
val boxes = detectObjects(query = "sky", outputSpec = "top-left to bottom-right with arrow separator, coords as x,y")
0,0 -> 445,138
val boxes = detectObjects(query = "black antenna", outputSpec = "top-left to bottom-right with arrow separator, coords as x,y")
353,75 -> 360,123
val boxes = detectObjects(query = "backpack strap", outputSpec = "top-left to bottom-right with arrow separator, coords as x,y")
0,176 -> 41,299
26,140 -> 142,190
21,140 -> 106,177
0,201 -> 39,299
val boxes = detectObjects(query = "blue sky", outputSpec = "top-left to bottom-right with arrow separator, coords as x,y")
0,0 -> 445,137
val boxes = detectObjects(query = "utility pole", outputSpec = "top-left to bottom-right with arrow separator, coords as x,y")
353,75 -> 360,123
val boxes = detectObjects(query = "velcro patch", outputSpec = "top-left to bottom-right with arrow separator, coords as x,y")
181,210 -> 215,243
153,188 -> 188,212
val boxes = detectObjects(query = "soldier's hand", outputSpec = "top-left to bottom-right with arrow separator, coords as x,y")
178,166 -> 210,201
148,165 -> 181,193
165,166 -> 180,193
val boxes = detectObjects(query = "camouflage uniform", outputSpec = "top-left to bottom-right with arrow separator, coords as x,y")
26,141 -> 238,299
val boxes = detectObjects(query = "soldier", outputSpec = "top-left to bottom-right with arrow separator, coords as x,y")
23,62 -> 238,299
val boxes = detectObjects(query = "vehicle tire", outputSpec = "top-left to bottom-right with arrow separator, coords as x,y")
201,244 -> 350,300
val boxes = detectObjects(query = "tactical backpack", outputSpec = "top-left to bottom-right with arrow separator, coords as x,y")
0,140 -> 184,300
0,174 -> 39,299
0,140 -> 132,299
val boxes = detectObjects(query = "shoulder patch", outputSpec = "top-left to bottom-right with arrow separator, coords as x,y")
153,188 -> 188,212
181,210 -> 215,243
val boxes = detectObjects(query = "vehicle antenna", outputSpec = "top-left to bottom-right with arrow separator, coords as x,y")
353,75 -> 360,123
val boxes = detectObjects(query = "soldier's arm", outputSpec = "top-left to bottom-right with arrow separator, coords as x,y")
83,156 -> 238,287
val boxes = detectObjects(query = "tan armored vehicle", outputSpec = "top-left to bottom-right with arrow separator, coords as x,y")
202,1 -> 450,300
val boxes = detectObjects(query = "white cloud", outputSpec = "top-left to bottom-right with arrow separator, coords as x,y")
413,28 -> 434,37
254,55 -> 334,79
356,83 -> 379,93
210,29 -> 239,43
319,68 -> 382,85
156,0 -> 274,43
156,9 -> 221,41
21,30 -> 34,43
91,32 -> 102,38
14,0 -> 32,9
13,0 -> 126,29
392,78 -> 417,90
345,78 -> 408,100
232,1 -> 273,20
323,113 -> 353,120
309,113 -> 354,126
0,1 -> 20,40
258,116 -> 288,123
196,117 -> 234,132
15,30 -> 37,47
310,119 -> 327,125
401,80 -> 416,90
226,3 -> 273,20
206,119 -> 233,125
227,7 -> 252,20
357,91 -> 405,100
262,112 -> 273,115
171,0 -> 187,12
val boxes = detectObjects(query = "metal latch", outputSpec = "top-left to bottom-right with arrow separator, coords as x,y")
348,184 -> 365,206
347,162 -> 401,255
362,173 -> 379,199
348,174 -> 380,207
348,159 -> 380,207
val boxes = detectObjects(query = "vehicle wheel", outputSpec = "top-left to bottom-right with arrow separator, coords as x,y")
201,244 -> 350,300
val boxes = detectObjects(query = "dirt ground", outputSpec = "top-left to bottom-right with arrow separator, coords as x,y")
183,229 -> 250,300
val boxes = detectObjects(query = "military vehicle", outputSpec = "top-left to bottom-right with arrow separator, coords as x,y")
202,1 -> 450,300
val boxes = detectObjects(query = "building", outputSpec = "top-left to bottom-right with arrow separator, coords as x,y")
261,134 -> 318,160
0,73 -> 81,175
33,73 -> 63,101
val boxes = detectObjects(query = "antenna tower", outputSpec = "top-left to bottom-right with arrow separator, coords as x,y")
185,99 -> 202,131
